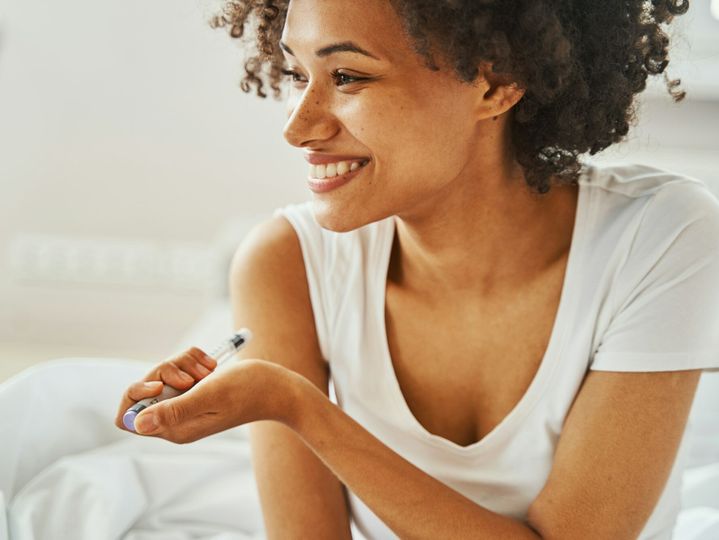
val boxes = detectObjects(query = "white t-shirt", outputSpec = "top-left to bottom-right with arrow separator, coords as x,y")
273,160 -> 719,540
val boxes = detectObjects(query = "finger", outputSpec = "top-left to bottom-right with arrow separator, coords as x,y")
139,349 -> 196,382
127,380 -> 165,402
114,380 -> 164,430
187,361 -> 212,380
189,347 -> 218,371
162,348 -> 214,382
134,389 -> 194,435
157,360 -> 196,389
140,414 -> 216,444
175,350 -> 213,380
182,349 -> 217,380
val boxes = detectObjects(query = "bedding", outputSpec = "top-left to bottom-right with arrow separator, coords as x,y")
0,359 -> 265,540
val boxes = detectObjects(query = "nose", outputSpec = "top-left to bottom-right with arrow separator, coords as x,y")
283,84 -> 339,148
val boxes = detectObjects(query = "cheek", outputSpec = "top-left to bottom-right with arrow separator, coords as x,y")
353,107 -> 472,196
340,94 -> 467,170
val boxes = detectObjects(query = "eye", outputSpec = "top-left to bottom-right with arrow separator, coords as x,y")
280,68 -> 368,88
330,70 -> 368,87
280,68 -> 307,86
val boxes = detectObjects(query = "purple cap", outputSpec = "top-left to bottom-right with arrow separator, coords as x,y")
123,410 -> 138,432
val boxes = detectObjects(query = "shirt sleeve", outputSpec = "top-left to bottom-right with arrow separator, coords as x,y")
590,183 -> 719,373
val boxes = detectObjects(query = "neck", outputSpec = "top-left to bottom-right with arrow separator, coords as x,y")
388,159 -> 579,299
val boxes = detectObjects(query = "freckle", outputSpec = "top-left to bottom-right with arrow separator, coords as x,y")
315,101 -> 319,105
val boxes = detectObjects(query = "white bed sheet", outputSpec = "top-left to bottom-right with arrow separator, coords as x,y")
0,358 -> 267,540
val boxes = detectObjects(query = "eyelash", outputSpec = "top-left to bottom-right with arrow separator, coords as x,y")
280,68 -> 367,87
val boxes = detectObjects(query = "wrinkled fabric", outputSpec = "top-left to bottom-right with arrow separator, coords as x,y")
0,359 -> 264,540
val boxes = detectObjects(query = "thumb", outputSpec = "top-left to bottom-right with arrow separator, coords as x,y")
135,396 -> 191,435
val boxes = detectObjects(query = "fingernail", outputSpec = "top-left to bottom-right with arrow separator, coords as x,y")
181,372 -> 193,382
143,381 -> 161,388
135,413 -> 158,434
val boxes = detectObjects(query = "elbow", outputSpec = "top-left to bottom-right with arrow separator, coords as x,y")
526,500 -> 552,540
527,500 -> 590,540
526,497 -> 584,540
526,500 -> 641,540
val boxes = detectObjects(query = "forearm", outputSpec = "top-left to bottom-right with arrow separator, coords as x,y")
286,378 -> 542,539
249,422 -> 353,540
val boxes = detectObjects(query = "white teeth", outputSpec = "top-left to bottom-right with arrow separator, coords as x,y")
309,159 -> 366,179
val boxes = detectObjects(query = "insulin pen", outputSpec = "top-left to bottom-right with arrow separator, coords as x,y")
122,328 -> 253,432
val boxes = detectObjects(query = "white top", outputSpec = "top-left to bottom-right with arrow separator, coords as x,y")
274,160 -> 719,540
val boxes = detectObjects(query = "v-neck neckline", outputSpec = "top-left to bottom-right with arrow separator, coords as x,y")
375,173 -> 592,456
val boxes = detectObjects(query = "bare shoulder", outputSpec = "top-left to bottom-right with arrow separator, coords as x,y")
228,214 -> 327,390
230,214 -> 303,282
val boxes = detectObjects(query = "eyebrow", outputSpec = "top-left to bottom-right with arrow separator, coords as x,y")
279,40 -> 380,60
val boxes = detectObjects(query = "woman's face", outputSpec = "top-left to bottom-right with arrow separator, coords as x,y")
281,0 -> 517,232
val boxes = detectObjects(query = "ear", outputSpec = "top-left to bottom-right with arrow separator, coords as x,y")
473,61 -> 526,120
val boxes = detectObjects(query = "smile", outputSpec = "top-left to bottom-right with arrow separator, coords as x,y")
308,159 -> 370,180
306,159 -> 370,194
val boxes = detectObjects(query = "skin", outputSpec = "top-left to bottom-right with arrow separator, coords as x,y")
116,0 -> 702,537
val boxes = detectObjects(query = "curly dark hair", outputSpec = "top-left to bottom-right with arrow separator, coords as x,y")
209,0 -> 689,195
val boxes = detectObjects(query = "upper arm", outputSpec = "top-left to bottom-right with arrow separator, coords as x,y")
228,214 -> 352,540
527,368 -> 701,540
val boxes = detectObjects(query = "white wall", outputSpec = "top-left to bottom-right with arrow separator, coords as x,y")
0,0 -> 308,364
0,0 -> 717,373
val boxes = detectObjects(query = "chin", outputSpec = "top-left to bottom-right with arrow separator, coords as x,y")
310,199 -> 385,233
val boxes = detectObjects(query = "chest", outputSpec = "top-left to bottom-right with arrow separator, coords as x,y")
383,261 -> 568,448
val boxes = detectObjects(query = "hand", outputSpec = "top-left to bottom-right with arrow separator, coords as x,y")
116,355 -> 300,444
114,346 -> 217,430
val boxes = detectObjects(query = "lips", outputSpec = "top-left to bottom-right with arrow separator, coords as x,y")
307,159 -> 369,193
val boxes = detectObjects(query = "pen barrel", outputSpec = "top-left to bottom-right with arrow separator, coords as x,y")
131,384 -> 182,412
123,384 -> 182,431
208,341 -> 235,364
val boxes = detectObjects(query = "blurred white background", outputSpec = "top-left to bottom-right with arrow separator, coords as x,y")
0,0 -> 718,382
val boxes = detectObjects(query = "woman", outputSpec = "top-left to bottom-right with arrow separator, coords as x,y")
115,0 -> 719,538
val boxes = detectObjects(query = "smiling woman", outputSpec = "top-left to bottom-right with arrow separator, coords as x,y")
156,1 -> 719,539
